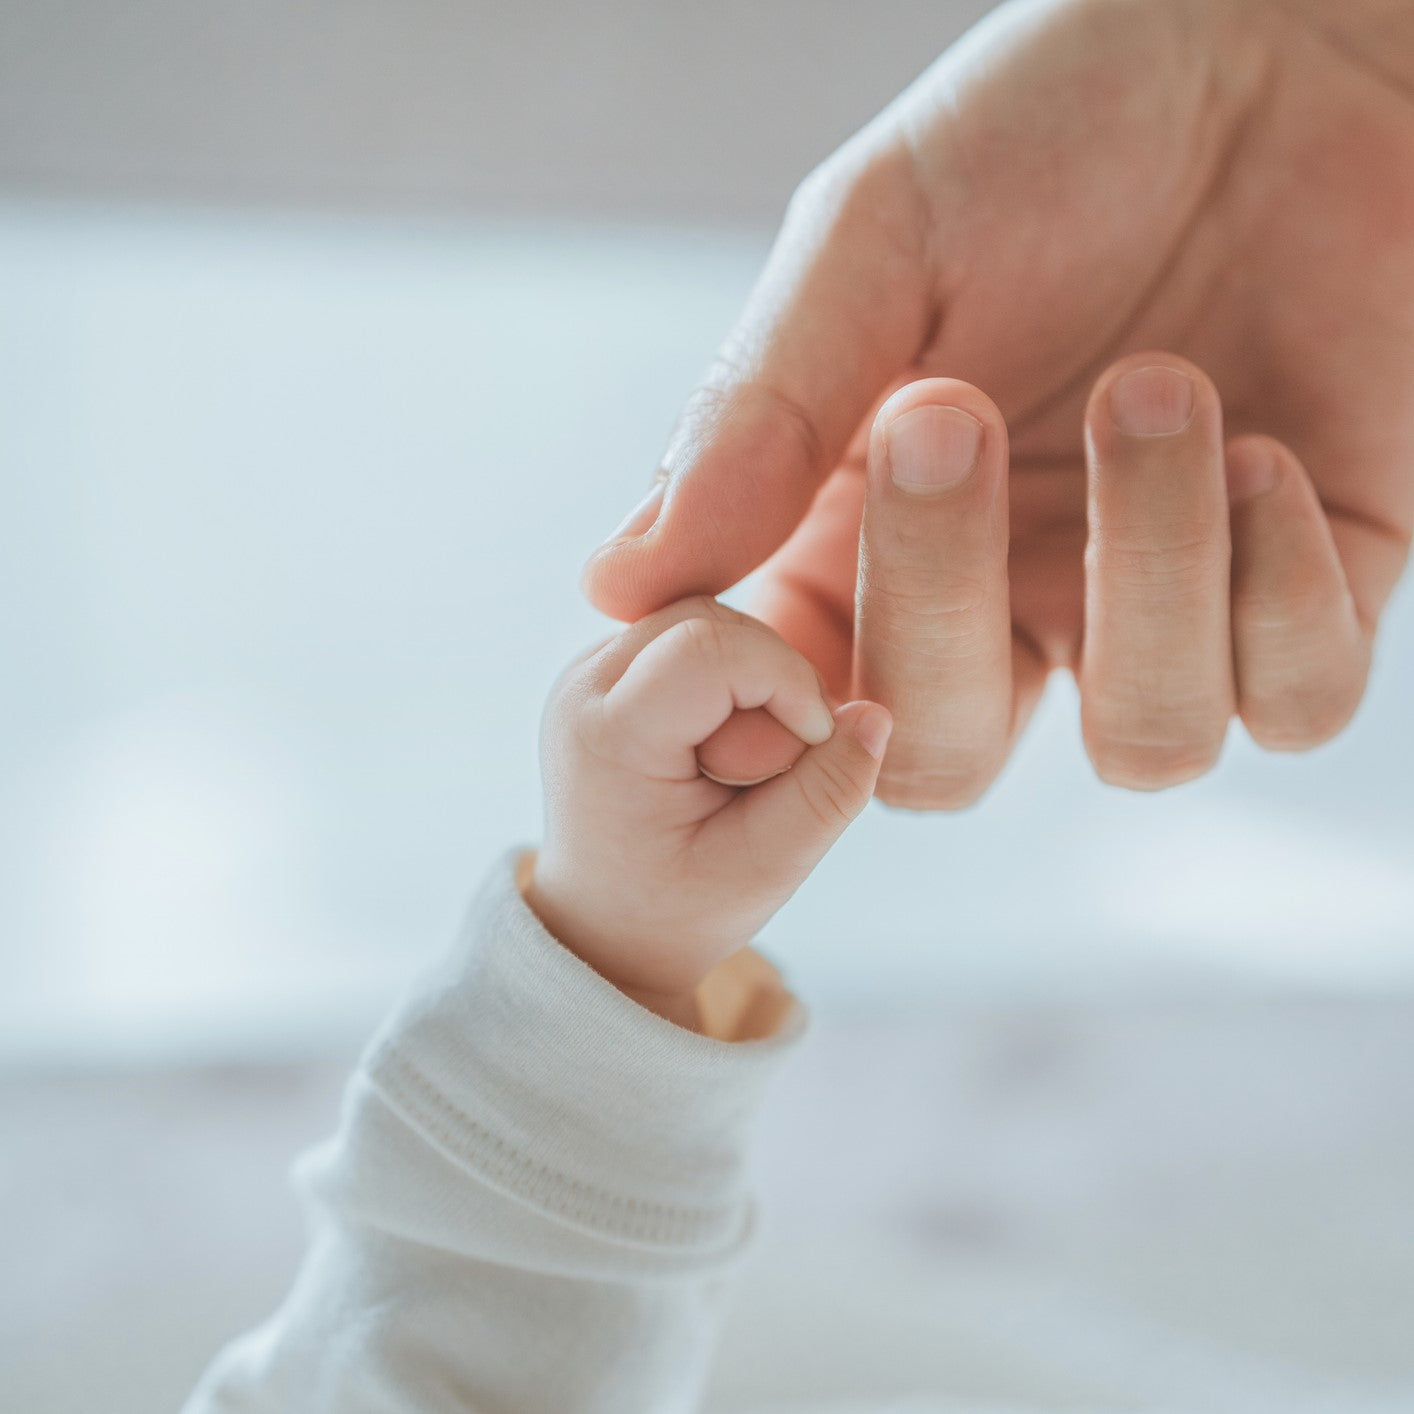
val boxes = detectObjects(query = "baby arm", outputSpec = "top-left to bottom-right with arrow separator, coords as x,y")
185,596 -> 889,1414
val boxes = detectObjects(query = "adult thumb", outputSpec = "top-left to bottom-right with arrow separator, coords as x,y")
581,144 -> 933,623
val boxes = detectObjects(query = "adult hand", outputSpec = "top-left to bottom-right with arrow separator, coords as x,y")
583,0 -> 1414,807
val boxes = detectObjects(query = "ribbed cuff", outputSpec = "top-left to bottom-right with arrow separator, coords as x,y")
363,850 -> 805,1253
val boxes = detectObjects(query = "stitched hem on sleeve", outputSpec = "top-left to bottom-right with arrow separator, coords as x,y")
360,849 -> 804,1251
368,1048 -> 753,1251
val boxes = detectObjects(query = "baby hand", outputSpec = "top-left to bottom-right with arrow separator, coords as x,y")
525,596 -> 892,1027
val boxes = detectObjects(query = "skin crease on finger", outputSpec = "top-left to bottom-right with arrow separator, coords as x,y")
602,0 -> 1414,801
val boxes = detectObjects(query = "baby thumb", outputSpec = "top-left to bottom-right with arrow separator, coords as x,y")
739,701 -> 893,876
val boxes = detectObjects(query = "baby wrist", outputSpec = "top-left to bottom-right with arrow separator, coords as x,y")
521,854 -> 795,1041
521,858 -> 711,1030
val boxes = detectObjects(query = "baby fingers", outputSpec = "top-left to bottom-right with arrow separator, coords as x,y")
727,701 -> 892,877
590,604 -> 834,780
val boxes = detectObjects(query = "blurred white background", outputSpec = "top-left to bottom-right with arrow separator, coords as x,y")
2,4 -> 1413,1412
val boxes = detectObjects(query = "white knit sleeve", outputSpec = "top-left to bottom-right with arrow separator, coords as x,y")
184,849 -> 805,1414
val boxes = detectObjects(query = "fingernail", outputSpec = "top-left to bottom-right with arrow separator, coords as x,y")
799,697 -> 836,746
602,481 -> 665,546
1226,443 -> 1280,503
1109,366 -> 1195,437
849,703 -> 893,761
886,406 -> 983,492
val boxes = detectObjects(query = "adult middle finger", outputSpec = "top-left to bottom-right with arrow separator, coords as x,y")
854,378 -> 1018,809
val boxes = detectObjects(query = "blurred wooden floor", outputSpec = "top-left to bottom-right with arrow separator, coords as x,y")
6,995 -> 1414,1414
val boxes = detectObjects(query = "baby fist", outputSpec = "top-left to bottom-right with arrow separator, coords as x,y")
526,596 -> 891,1026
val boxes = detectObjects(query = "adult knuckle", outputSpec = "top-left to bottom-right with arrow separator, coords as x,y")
1234,580 -> 1337,644
1234,590 -> 1361,677
1242,673 -> 1363,751
1083,679 -> 1230,788
872,566 -> 991,619
1086,726 -> 1224,790
733,378 -> 826,478
1090,526 -> 1226,595
875,777 -> 981,812
1236,608 -> 1368,750
686,367 -> 828,524
866,579 -> 996,664
874,755 -> 997,812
